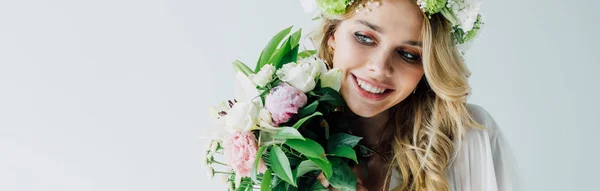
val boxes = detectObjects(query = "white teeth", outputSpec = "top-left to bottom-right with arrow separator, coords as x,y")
357,79 -> 386,94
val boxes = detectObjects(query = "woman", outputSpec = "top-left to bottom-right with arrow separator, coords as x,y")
307,0 -> 521,190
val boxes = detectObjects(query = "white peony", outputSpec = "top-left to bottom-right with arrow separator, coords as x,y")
224,101 -> 260,133
276,57 -> 327,93
319,68 -> 343,91
250,64 -> 276,87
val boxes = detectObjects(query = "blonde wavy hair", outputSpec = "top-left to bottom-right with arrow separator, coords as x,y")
308,1 -> 484,190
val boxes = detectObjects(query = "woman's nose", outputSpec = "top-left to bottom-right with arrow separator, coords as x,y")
366,50 -> 393,78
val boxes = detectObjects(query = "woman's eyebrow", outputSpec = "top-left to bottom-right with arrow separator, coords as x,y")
356,19 -> 383,33
403,40 -> 422,47
356,19 -> 422,47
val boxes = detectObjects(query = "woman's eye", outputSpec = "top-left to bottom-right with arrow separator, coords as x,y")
354,32 -> 375,45
398,51 -> 421,62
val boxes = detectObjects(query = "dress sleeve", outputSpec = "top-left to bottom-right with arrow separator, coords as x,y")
446,104 -> 523,191
484,106 -> 523,191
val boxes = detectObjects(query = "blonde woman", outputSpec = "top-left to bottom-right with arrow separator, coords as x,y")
306,0 -> 521,190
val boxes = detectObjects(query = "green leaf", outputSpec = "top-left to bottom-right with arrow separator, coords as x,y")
329,146 -> 358,164
310,180 -> 330,191
270,145 -> 297,187
256,26 -> 293,72
233,60 -> 254,76
292,112 -> 323,129
327,133 -> 362,151
260,169 -> 273,191
317,87 -> 345,107
287,184 -> 299,191
297,101 -> 319,118
279,45 -> 299,66
308,156 -> 333,178
235,177 -> 253,191
274,127 -> 305,140
298,50 -> 316,59
294,160 -> 321,178
285,139 -> 333,178
251,146 -> 269,182
271,38 -> 292,69
289,28 -> 302,47
271,181 -> 287,191
285,139 -> 326,159
327,158 -> 357,191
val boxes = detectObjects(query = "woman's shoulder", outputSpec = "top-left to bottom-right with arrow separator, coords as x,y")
452,103 -> 522,191
465,103 -> 501,138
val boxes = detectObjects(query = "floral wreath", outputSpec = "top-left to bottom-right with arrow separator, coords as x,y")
301,0 -> 484,54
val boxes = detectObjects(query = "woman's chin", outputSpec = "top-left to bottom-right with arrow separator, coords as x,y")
347,103 -> 383,118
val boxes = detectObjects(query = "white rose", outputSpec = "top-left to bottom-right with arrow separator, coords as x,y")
258,108 -> 275,128
277,57 -> 327,93
224,101 -> 260,133
276,62 -> 316,92
320,68 -> 343,91
299,56 -> 327,78
250,64 -> 275,87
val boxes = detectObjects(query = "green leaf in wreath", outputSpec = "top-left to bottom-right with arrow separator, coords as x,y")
256,26 -> 293,72
270,145 -> 297,187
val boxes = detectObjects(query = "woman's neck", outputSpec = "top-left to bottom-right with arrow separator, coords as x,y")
351,109 -> 390,148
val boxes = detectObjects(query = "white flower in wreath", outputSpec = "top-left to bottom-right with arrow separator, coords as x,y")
448,0 -> 481,32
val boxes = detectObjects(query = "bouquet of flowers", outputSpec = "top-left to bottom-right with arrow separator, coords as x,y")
202,26 -> 364,191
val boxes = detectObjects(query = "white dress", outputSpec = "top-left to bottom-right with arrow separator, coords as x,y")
389,104 -> 523,191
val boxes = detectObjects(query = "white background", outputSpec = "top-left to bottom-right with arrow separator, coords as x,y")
1,0 -> 598,190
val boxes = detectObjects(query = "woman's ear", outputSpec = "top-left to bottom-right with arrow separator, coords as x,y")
327,34 -> 336,50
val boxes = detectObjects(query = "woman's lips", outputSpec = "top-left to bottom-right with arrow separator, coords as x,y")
351,74 -> 394,101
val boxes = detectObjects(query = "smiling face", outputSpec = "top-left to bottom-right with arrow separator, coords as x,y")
327,0 -> 426,117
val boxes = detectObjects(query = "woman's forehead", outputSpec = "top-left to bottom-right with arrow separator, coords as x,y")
345,0 -> 423,40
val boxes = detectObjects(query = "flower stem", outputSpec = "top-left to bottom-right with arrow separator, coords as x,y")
211,160 -> 228,166
214,171 -> 234,175
281,146 -> 303,158
261,140 -> 284,146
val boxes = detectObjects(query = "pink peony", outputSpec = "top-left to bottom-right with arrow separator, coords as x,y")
265,83 -> 308,125
223,131 -> 266,177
